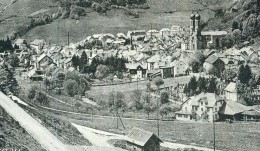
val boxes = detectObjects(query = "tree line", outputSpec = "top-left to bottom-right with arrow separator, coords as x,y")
0,63 -> 19,95
0,37 -> 19,53
183,76 -> 218,96
97,77 -> 179,119
71,53 -> 128,79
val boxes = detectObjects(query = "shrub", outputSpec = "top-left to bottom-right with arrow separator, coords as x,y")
27,85 -> 39,100
64,79 -> 79,97
34,91 -> 49,106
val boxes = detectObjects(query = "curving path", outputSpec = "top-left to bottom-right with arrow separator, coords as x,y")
72,123 -> 222,151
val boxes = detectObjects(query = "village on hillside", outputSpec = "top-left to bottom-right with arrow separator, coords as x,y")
0,11 -> 260,151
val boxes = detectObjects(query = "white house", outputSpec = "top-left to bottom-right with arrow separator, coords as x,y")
224,82 -> 239,102
169,60 -> 188,77
30,39 -> 46,54
175,93 -> 224,122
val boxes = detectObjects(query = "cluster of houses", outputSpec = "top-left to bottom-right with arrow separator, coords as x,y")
8,21 -> 192,81
175,82 -> 260,122
8,12 -> 259,84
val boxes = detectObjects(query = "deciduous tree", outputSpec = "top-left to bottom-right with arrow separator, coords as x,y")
160,91 -> 169,104
63,79 -> 78,97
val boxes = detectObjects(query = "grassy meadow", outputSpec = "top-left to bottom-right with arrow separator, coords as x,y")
61,114 -> 260,151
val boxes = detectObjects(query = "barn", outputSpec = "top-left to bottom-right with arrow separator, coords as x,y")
125,127 -> 162,151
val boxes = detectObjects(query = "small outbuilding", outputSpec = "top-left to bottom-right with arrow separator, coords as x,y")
125,127 -> 162,151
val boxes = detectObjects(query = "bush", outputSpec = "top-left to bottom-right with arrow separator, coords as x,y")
64,79 -> 79,97
92,2 -> 103,13
27,85 -> 39,100
70,5 -> 86,19
34,91 -> 49,106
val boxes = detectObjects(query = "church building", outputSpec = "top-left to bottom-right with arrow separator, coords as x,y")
189,13 -> 227,50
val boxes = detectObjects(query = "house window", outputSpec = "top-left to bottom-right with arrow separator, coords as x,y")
207,108 -> 210,112
184,115 -> 188,118
201,102 -> 203,105
150,63 -> 154,70
178,114 -> 182,117
185,107 -> 187,111
201,108 -> 203,111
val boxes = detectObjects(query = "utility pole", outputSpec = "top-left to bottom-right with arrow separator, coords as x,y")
67,32 -> 70,46
213,114 -> 216,151
150,23 -> 153,38
157,97 -> 159,136
113,90 -> 119,129
116,111 -> 126,130
117,111 -> 119,129
91,108 -> 93,122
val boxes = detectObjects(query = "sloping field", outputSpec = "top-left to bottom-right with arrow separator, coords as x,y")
0,0 -> 233,44
22,0 -> 215,44
0,0 -> 57,38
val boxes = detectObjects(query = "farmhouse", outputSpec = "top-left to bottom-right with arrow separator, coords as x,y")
125,127 -> 162,151
218,100 -> 248,121
36,54 -> 53,70
203,55 -> 225,76
125,63 -> 147,80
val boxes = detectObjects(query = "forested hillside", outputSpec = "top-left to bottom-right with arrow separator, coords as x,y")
203,0 -> 260,48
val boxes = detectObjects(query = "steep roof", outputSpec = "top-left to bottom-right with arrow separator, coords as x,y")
37,54 -> 51,62
224,82 -> 237,93
125,63 -> 147,70
219,100 -> 248,115
205,55 -> 219,64
126,127 -> 162,147
147,55 -> 160,63
181,93 -> 222,108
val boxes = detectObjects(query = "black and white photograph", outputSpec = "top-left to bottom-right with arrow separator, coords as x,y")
0,0 -> 259,151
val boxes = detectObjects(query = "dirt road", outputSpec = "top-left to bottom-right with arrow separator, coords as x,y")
72,123 -> 222,151
72,123 -> 126,150
0,92 -> 126,151
0,92 -> 67,151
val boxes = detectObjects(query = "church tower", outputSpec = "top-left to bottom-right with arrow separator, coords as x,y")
190,13 -> 195,35
189,12 -> 200,51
